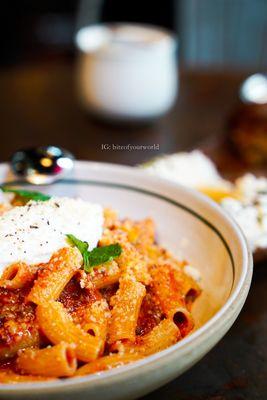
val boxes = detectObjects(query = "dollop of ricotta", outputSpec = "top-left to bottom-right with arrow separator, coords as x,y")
0,197 -> 103,274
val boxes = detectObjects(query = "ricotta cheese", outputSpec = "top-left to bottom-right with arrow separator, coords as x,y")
0,197 -> 103,274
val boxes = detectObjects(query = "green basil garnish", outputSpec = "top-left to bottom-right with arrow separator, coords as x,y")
1,187 -> 51,202
66,234 -> 122,273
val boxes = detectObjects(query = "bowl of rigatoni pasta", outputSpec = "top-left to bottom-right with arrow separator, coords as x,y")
0,161 -> 252,400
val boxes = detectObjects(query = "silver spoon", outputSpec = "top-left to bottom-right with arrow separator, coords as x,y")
10,146 -> 75,185
240,73 -> 267,104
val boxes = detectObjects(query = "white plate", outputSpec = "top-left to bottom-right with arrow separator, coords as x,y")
0,161 -> 253,400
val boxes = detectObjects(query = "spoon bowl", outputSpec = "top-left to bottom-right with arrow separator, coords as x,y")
10,146 -> 75,185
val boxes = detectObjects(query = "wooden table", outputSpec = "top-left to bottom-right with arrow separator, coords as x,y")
0,61 -> 249,166
1,61 -> 266,399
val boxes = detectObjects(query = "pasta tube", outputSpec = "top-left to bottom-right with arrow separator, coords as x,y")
28,247 -> 82,305
0,263 -> 36,289
149,264 -> 194,337
73,299 -> 110,354
17,342 -> 77,377
36,301 -> 102,362
100,229 -> 151,284
115,319 -> 180,356
75,353 -> 142,376
108,277 -> 146,343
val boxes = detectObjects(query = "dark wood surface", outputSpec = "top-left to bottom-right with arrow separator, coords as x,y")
0,61 -> 248,166
0,61 -> 266,399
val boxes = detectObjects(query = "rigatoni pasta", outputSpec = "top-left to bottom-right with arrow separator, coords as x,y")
0,262 -> 36,289
36,300 -> 103,362
149,264 -> 194,337
17,342 -> 77,377
112,319 -> 181,356
27,247 -> 82,304
72,299 -> 110,354
75,353 -> 143,376
108,277 -> 146,343
0,202 -> 201,382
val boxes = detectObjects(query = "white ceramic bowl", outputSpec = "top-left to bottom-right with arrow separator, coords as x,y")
75,23 -> 178,121
0,161 -> 253,400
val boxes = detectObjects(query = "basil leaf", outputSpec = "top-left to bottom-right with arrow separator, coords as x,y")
66,234 -> 122,272
88,244 -> 122,267
83,251 -> 91,273
66,234 -> 89,253
1,187 -> 51,202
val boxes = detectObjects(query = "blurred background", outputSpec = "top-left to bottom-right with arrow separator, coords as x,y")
1,0 -> 267,170
1,3 -> 267,399
2,0 -> 267,68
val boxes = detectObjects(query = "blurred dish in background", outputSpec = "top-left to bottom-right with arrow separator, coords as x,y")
141,151 -> 232,195
141,151 -> 267,258
75,23 -> 178,122
228,73 -> 267,166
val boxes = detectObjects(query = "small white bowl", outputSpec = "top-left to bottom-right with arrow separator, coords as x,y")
75,24 -> 178,121
0,161 -> 252,400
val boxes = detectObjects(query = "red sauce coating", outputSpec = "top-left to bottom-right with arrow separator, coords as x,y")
0,286 -> 39,368
59,277 -> 100,314
100,283 -> 119,304
136,289 -> 163,336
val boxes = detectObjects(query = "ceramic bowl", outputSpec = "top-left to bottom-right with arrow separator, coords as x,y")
75,24 -> 178,121
0,161 -> 253,400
